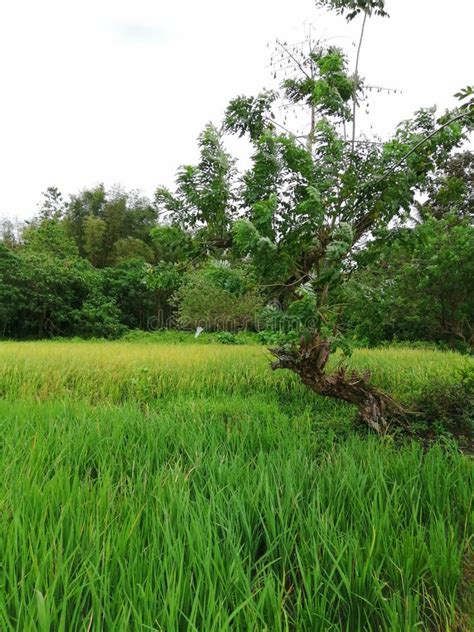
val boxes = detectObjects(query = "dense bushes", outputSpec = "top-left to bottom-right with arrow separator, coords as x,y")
0,244 -> 262,339
343,217 -> 474,350
173,262 -> 263,331
413,365 -> 474,437
102,259 -> 160,330
0,246 -> 125,338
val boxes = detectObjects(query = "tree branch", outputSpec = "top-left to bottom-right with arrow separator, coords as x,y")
351,11 -> 368,153
352,109 -> 472,241
264,117 -> 307,148
275,39 -> 312,81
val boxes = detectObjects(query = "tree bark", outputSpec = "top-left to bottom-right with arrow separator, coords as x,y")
270,333 -> 407,435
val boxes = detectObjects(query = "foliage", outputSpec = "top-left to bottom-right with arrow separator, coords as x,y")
149,224 -> 193,263
22,219 -> 79,259
63,184 -> 107,256
83,215 -> 107,266
0,247 -> 123,339
315,0 -> 389,21
113,237 -> 154,263
73,297 -> 126,339
283,47 -> 355,120
102,259 -> 160,330
413,365 -> 474,437
417,150 -> 474,221
0,244 -> 24,337
216,331 -> 243,345
0,219 -> 19,250
64,185 -> 157,265
155,124 -> 236,245
223,47 -> 470,357
343,217 -> 474,349
37,186 -> 67,221
174,262 -> 263,331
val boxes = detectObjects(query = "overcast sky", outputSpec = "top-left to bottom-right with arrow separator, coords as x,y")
0,0 -> 472,219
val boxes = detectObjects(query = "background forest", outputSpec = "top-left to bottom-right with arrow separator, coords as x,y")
1,148 -> 472,350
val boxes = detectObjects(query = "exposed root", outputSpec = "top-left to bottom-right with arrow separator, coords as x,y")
270,334 -> 409,435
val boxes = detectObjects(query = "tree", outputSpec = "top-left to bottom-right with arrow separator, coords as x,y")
344,218 -> 474,350
0,254 -> 128,340
1,250 -> 122,338
121,189 -> 158,244
150,225 -> 193,263
102,258 -> 159,330
37,187 -> 66,221
100,188 -> 128,263
146,225 -> 197,326
315,0 -> 389,21
0,218 -> 20,249
83,215 -> 107,266
417,150 -> 474,221
64,185 -> 157,265
22,218 -> 79,259
155,124 -> 237,250
0,244 -> 25,337
113,237 -> 154,263
213,5 -> 472,432
64,184 -> 107,255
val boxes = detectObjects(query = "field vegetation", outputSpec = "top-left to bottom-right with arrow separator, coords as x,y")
0,340 -> 472,630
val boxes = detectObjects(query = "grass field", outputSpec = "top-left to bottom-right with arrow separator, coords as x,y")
0,340 -> 472,630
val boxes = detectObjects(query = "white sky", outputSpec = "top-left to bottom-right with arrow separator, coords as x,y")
0,0 -> 472,219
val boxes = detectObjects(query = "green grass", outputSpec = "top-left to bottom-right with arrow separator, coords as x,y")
0,340 -> 470,404
0,341 -> 472,630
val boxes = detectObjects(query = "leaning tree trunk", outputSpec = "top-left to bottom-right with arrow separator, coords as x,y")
270,334 -> 407,435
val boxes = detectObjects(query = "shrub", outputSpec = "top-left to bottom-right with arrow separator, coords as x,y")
413,365 -> 474,437
216,332 -> 242,345
174,262 -> 263,331
74,297 -> 126,339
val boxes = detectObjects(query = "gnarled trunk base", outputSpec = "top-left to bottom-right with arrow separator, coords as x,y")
271,335 -> 407,435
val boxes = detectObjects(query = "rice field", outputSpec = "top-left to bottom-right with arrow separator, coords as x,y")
0,340 -> 472,630
0,340 -> 470,403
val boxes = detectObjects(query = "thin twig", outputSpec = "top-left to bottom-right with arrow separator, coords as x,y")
264,117 -> 307,148
275,39 -> 311,81
259,273 -> 313,289
352,12 -> 368,154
